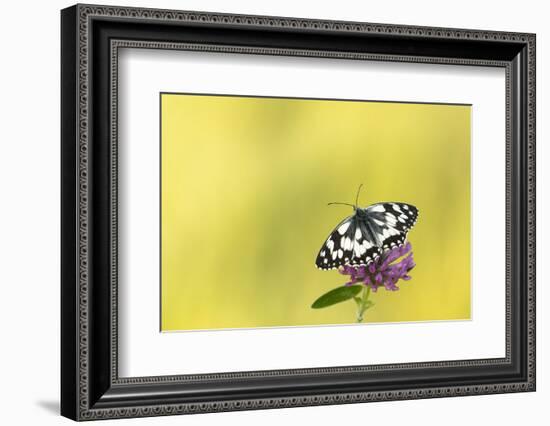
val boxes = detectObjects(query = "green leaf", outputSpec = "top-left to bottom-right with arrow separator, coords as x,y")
311,285 -> 363,309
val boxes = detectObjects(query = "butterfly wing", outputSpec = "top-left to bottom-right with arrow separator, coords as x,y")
315,202 -> 419,270
348,221 -> 383,266
363,202 -> 419,252
315,216 -> 359,270
315,214 -> 388,270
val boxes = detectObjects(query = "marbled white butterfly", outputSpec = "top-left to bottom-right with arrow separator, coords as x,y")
315,185 -> 418,270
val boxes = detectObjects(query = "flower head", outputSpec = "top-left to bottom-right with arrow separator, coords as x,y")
339,242 -> 415,291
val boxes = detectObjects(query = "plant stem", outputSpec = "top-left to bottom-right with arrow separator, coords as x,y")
356,286 -> 371,323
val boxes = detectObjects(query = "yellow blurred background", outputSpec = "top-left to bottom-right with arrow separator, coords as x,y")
161,93 -> 471,331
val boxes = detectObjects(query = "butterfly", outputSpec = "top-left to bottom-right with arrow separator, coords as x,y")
315,185 -> 419,270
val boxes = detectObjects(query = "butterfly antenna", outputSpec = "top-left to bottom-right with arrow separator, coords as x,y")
355,184 -> 364,208
327,202 -> 355,209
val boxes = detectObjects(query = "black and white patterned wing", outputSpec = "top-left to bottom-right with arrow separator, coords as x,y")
315,215 -> 384,270
347,225 -> 383,267
315,202 -> 418,270
363,202 -> 419,252
315,216 -> 358,270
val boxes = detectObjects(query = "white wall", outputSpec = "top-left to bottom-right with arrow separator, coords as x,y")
0,0 -> 546,424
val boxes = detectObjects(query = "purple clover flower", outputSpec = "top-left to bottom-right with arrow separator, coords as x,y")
340,242 -> 415,291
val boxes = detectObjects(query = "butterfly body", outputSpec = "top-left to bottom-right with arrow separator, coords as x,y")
315,202 -> 418,270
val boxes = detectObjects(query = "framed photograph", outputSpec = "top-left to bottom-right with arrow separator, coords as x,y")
61,4 -> 536,421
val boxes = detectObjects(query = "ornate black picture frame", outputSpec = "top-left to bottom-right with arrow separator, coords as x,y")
61,4 -> 536,421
